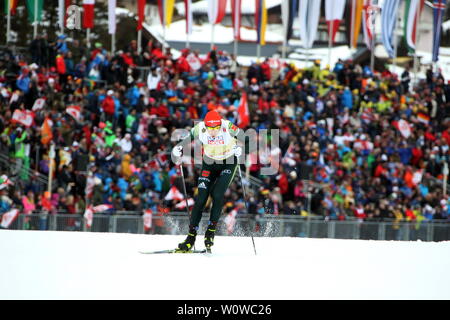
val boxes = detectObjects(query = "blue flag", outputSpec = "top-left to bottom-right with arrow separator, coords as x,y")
381,0 -> 400,59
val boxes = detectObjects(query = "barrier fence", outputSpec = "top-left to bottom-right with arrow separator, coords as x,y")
3,212 -> 450,242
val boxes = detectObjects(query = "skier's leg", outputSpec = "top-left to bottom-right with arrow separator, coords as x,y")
205,163 -> 238,248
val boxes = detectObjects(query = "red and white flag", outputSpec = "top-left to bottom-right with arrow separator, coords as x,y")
393,119 -> 412,138
83,0 -> 95,29
0,175 -> 12,190
164,186 -> 184,201
137,0 -> 146,30
184,0 -> 193,35
108,0 -> 116,35
325,0 -> 346,45
66,105 -> 82,122
1,209 -> 19,229
175,198 -> 194,209
412,169 -> 424,186
32,98 -> 46,111
186,53 -> 202,71
224,208 -> 237,234
12,109 -> 35,127
207,0 -> 227,25
84,204 -> 113,229
231,0 -> 242,40
362,0 -> 377,50
237,92 -> 250,129
143,209 -> 153,231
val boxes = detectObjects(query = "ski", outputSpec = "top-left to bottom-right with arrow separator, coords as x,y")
139,249 -> 209,254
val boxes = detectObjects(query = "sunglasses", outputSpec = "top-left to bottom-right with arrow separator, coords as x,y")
206,126 -> 221,130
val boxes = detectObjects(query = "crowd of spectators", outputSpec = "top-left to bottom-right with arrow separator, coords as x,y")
1,31 -> 450,231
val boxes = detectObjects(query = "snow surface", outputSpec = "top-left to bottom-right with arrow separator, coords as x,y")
1,230 -> 449,300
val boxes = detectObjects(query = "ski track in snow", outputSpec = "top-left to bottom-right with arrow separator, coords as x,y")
0,230 -> 449,300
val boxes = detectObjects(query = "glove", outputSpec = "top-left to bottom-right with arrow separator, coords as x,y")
172,145 -> 183,157
233,145 -> 242,157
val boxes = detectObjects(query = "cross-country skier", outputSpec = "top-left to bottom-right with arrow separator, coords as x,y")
172,110 -> 249,252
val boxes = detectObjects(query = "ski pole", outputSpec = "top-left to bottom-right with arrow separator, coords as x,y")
237,163 -> 257,255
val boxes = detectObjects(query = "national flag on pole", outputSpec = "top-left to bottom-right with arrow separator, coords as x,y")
175,198 -> 194,209
381,0 -> 400,58
158,0 -> 175,28
298,0 -> 322,49
40,116 -> 53,145
82,0 -> 95,29
255,0 -> 268,45
12,109 -> 35,127
347,0 -> 364,48
108,0 -> 116,34
393,119 -> 412,138
237,92 -> 250,129
184,0 -> 193,35
1,209 -> 19,229
4,0 -> 18,15
325,0 -> 346,45
231,0 -> 242,40
137,0 -> 146,30
164,186 -> 184,201
207,0 -> 227,25
281,0 -> 298,43
362,0 -> 376,50
58,0 -> 72,29
143,209 -> 153,231
32,97 -> 46,111
66,105 -> 82,122
186,53 -> 202,71
404,0 -> 425,53
26,0 -> 44,22
432,0 -> 447,62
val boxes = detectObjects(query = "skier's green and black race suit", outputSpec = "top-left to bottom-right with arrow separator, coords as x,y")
177,119 -> 252,228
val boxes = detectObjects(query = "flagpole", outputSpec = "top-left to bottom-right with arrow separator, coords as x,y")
413,2 -> 421,87
6,0 -> 11,44
234,38 -> 238,57
211,24 -> 215,50
392,9 -> 400,75
138,29 -> 142,54
86,28 -> 91,49
111,33 -> 115,55
350,0 -> 356,49
328,22 -> 332,67
257,43 -> 261,62
33,0 -> 38,39
370,9 -> 376,72
186,32 -> 190,49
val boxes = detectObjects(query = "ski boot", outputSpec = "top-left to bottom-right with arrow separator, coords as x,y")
204,224 -> 216,253
177,227 -> 197,252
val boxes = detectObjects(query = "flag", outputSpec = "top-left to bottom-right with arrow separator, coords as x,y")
175,198 -> 194,209
26,0 -> 44,22
231,0 -> 242,40
237,92 -> 249,128
137,0 -> 146,30
66,105 -> 82,122
362,0 -> 376,50
40,116 -> 53,145
347,0 -> 364,48
298,0 -> 321,49
417,112 -> 430,125
432,0 -> 447,62
393,119 -> 412,138
108,0 -> 116,35
186,53 -> 202,71
381,0 -> 400,58
84,204 -> 113,229
82,0 -> 95,29
325,0 -> 346,45
404,0 -> 425,53
224,208 -> 237,234
143,209 -> 152,231
164,186 -> 184,201
0,174 -> 12,190
4,0 -> 18,15
184,0 -> 193,35
158,0 -> 175,28
255,0 -> 268,45
281,0 -> 298,43
1,209 -> 19,229
12,109 -> 35,127
207,0 -> 227,25
32,97 -> 46,111
58,0 -> 72,30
